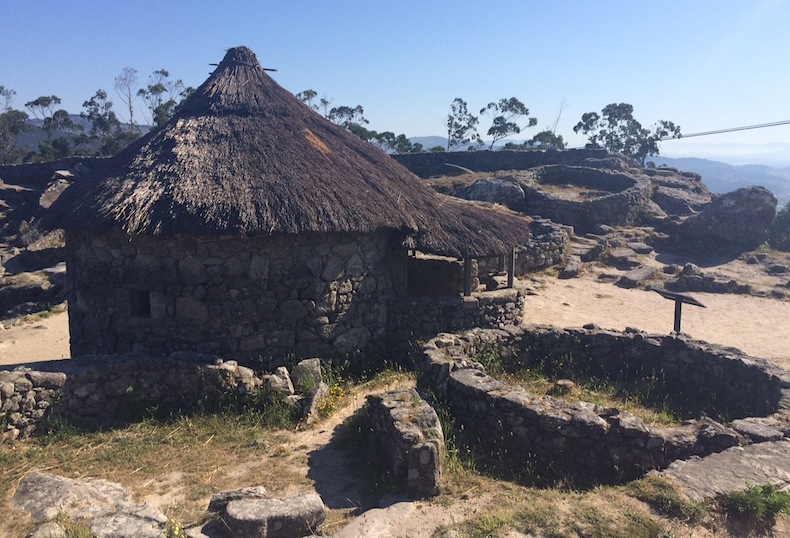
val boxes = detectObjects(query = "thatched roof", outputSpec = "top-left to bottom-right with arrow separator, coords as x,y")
46,46 -> 530,258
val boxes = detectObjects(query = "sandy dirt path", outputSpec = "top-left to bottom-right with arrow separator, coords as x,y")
523,277 -> 790,368
0,312 -> 70,366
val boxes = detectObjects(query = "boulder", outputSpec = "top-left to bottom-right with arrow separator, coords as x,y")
265,367 -> 294,395
91,503 -> 168,538
677,186 -> 777,252
558,256 -> 582,279
617,265 -> 657,288
302,381 -> 330,423
458,177 -> 525,209
209,485 -> 268,513
290,358 -> 323,392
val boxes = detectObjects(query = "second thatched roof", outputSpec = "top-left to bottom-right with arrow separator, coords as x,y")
46,46 -> 530,258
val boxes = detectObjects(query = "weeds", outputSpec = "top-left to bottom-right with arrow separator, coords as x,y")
719,483 -> 790,523
249,387 -> 300,429
53,513 -> 92,538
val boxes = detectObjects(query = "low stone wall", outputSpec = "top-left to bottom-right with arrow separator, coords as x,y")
365,388 -> 444,495
392,149 -> 610,179
1,353 -> 263,440
389,288 -> 525,350
0,157 -> 107,187
418,326 -> 790,484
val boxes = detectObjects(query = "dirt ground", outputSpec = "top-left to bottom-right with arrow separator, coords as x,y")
522,275 -> 790,369
0,312 -> 69,366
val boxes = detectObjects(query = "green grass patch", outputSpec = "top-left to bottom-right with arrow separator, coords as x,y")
719,483 -> 790,523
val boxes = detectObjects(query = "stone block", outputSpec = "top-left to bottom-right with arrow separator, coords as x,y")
223,493 -> 327,538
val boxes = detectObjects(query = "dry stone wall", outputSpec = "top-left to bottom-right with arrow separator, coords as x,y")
418,325 -> 790,484
66,229 -> 404,368
522,165 -> 660,233
477,218 -> 571,277
0,354 -> 265,439
389,288 -> 525,351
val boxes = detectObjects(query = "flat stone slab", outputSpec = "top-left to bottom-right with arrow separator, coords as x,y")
658,440 -> 790,502
618,265 -> 657,288
607,248 -> 641,268
626,242 -> 654,254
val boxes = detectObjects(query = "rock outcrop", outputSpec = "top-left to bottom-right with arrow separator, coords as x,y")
675,186 -> 778,253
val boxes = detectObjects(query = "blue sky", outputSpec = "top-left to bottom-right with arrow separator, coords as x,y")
2,0 -> 789,163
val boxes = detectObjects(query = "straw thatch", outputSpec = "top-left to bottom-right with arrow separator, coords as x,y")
46,46 -> 530,258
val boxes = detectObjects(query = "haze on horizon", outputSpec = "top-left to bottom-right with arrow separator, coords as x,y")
2,0 -> 789,166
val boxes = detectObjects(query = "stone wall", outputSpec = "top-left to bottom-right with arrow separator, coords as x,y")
392,149 -> 611,179
0,354 -> 264,440
66,229 -> 405,367
0,157 -> 106,187
418,326 -> 790,484
523,165 -> 659,233
389,288 -> 525,350
478,218 -> 571,277
365,388 -> 444,495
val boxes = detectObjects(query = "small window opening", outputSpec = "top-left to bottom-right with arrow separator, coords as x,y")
129,289 -> 151,318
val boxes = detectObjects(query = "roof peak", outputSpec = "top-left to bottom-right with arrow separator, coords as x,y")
219,46 -> 260,68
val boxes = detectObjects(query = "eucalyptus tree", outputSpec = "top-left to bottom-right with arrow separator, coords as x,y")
480,97 -> 537,149
446,98 -> 480,150
573,103 -> 680,164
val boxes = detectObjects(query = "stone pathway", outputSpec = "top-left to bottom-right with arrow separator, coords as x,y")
658,440 -> 790,502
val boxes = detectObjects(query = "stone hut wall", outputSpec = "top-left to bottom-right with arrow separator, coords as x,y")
418,326 -> 790,484
66,229 -> 405,367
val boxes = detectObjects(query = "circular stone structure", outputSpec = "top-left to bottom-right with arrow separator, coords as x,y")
522,165 -> 660,233
419,325 -> 790,485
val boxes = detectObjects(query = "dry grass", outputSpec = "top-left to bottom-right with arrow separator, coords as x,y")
3,365 -> 781,538
0,367 -> 415,537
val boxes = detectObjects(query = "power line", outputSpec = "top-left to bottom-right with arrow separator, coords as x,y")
661,119 -> 790,141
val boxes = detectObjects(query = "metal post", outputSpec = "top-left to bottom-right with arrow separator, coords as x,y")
507,248 -> 516,288
650,287 -> 705,334
463,258 -> 473,297
674,298 -> 682,333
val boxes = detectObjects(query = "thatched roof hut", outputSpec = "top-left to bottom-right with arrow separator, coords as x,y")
47,46 -> 529,258
47,46 -> 532,364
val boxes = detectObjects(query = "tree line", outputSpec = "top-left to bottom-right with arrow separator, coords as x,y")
1,72 -> 679,165
297,89 -> 679,164
0,68 -> 193,164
